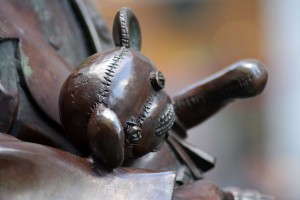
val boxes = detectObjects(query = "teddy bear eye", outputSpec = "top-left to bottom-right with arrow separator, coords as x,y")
150,71 -> 165,90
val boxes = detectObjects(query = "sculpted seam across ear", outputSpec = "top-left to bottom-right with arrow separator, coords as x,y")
113,7 -> 142,51
87,105 -> 125,169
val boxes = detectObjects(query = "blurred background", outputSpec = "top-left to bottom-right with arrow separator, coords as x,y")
95,0 -> 300,199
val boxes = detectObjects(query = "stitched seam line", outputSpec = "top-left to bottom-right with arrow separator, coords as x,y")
174,95 -> 205,113
98,47 -> 127,106
138,91 -> 157,125
120,9 -> 129,48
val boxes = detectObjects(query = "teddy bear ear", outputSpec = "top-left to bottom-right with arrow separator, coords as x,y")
113,7 -> 142,51
87,105 -> 124,169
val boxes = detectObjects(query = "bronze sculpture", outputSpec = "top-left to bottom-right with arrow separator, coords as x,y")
60,8 -> 175,170
0,1 -> 271,199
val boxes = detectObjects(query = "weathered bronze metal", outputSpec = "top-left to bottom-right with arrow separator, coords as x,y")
0,133 -> 176,200
129,59 -> 268,185
0,1 -> 269,199
173,59 -> 268,130
60,8 -> 175,170
59,48 -> 175,168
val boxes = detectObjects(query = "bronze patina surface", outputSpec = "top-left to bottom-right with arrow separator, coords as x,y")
0,133 -> 176,200
0,1 -> 270,199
